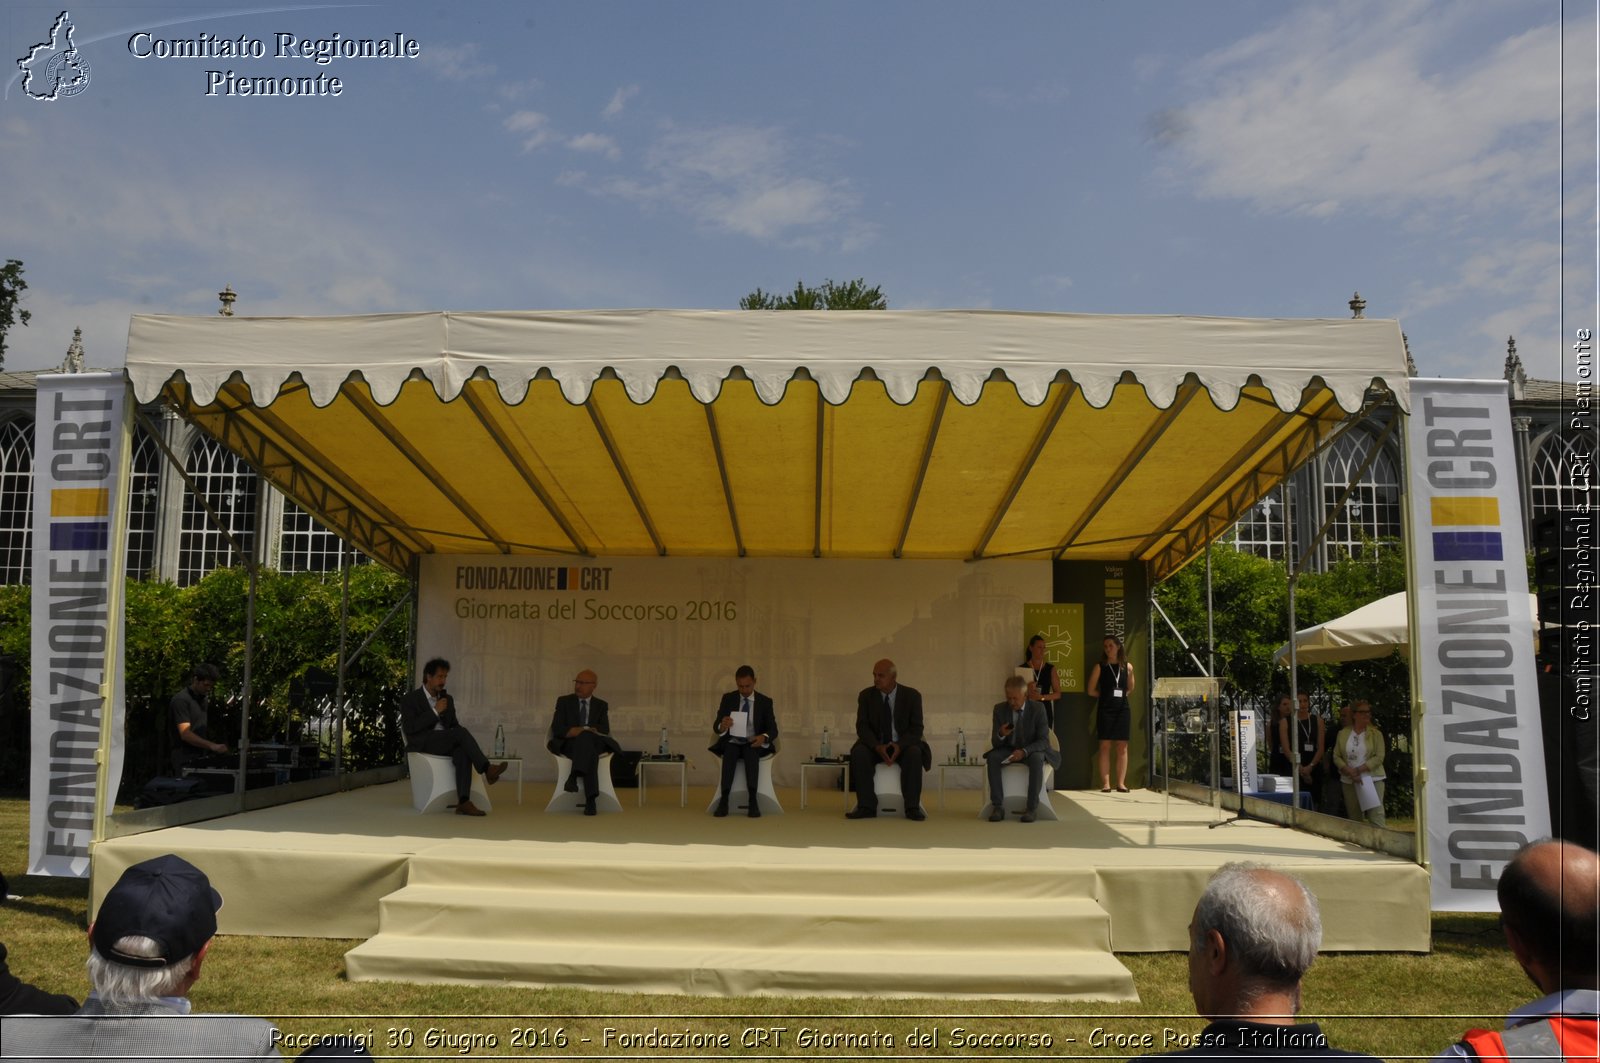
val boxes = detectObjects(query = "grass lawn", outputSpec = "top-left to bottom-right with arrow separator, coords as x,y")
0,794 -> 1529,1060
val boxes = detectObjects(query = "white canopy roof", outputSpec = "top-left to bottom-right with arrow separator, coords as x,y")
123,309 -> 1410,577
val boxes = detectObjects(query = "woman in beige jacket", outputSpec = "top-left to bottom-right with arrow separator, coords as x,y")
1332,699 -> 1386,827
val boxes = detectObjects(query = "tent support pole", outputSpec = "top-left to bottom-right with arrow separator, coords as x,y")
586,401 -> 665,556
971,382 -> 1074,559
895,384 -> 949,558
812,390 -> 825,558
236,483 -> 265,813
91,386 -> 136,858
1054,385 -> 1199,558
704,404 -> 745,557
335,541 -> 350,780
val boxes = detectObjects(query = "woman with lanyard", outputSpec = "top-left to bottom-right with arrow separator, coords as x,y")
1291,691 -> 1327,811
1086,635 -> 1134,793
1022,634 -> 1062,728
1333,699 -> 1386,827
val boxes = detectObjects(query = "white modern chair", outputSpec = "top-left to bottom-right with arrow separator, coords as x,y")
978,761 -> 1058,820
407,752 -> 492,814
545,752 -> 623,813
861,761 -> 925,818
704,754 -> 783,815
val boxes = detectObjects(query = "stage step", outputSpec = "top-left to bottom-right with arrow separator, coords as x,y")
344,934 -> 1137,1000
366,883 -> 1116,952
403,850 -> 1102,899
345,853 -> 1138,1000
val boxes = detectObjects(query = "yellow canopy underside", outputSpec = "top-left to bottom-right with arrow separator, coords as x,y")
126,310 -> 1409,581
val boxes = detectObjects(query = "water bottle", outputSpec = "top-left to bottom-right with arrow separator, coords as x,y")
659,726 -> 669,756
493,723 -> 506,758
957,727 -> 967,763
820,727 -> 831,759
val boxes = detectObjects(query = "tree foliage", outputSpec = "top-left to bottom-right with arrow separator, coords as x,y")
0,259 -> 31,371
0,565 -> 414,798
1152,539 -> 1414,817
739,277 -> 887,310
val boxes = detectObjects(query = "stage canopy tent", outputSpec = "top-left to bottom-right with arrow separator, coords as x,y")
125,310 -> 1410,580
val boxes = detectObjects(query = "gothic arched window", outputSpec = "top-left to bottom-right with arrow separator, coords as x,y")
177,435 -> 257,586
1321,430 -> 1401,564
0,418 -> 34,584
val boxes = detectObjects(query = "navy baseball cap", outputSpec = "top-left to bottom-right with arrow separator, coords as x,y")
90,855 -> 223,968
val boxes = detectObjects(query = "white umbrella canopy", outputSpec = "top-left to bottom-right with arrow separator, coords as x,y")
1274,591 -> 1540,665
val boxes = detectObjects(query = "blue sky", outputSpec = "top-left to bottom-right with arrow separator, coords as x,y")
1,0 -> 1592,382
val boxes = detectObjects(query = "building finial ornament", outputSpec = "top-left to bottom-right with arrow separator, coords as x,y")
59,327 -> 86,373
218,285 -> 236,317
1348,291 -> 1366,319
1503,335 -> 1526,398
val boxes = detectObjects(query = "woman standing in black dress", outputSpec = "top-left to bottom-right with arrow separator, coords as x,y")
1291,692 -> 1327,810
1086,635 -> 1134,792
1268,695 -> 1295,777
1022,634 -> 1061,727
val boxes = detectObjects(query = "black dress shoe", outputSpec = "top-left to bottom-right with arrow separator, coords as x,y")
845,807 -> 876,819
564,776 -> 579,793
905,808 -> 927,821
714,798 -> 729,817
1020,810 -> 1037,823
747,802 -> 761,818
583,800 -> 597,816
988,807 -> 1004,822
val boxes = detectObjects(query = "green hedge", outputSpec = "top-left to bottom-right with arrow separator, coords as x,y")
0,566 -> 412,799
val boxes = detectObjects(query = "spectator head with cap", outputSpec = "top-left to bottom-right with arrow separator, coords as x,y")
86,854 -> 223,1005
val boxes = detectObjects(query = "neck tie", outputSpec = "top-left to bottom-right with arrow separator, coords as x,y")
1013,709 -> 1022,746
743,696 -> 751,714
581,699 -> 588,726
882,693 -> 893,741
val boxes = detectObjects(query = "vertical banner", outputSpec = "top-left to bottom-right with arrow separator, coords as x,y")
1406,379 -> 1549,911
1229,709 -> 1258,793
30,373 -> 129,878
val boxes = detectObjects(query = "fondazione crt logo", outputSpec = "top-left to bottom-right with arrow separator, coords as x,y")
17,11 -> 92,100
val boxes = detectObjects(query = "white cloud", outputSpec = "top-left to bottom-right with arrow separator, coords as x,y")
568,133 -> 621,161
584,124 -> 865,246
504,110 -> 554,151
603,84 -> 639,119
1154,3 -> 1566,218
418,43 -> 497,83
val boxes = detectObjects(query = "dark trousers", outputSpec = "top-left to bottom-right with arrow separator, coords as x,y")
985,747 -> 1045,810
719,742 -> 765,798
410,727 -> 489,801
848,740 -> 925,811
557,732 -> 608,799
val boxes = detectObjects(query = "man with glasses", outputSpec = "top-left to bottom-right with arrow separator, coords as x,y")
547,670 -> 621,815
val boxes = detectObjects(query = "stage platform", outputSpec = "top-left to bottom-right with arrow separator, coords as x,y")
91,781 -> 1430,1001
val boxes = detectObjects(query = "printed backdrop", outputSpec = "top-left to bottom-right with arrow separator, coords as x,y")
418,556 -> 1051,787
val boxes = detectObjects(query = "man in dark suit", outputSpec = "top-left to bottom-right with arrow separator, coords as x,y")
984,675 -> 1060,823
400,657 -> 505,817
709,664 -> 778,818
847,658 -> 930,820
547,668 -> 621,815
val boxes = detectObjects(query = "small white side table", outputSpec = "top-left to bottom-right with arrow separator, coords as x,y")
638,758 -> 687,807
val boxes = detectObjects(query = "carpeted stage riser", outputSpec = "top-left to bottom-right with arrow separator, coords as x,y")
344,852 -> 1137,1000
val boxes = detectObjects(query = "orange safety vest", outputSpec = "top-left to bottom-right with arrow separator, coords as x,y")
1459,1017 -> 1597,1062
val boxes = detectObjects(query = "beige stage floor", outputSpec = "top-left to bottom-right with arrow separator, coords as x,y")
93,780 -> 1430,955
